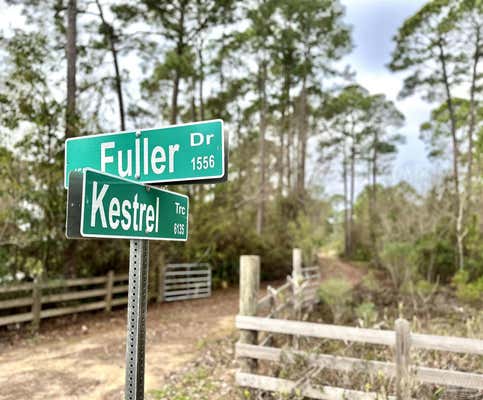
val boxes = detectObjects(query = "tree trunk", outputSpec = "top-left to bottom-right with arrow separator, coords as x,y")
198,45 -> 205,120
343,145 -> 350,257
465,25 -> 481,217
190,75 -> 197,121
296,77 -> 307,200
278,116 -> 285,195
171,71 -> 180,125
286,124 -> 292,191
369,131 -> 380,266
64,0 -> 78,278
96,0 -> 125,131
171,5 -> 186,125
349,141 -> 356,257
438,39 -> 464,269
218,13 -> 227,92
256,61 -> 268,235
111,45 -> 125,131
65,0 -> 77,138
279,66 -> 291,195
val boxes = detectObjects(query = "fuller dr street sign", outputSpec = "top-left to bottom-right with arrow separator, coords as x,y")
66,169 -> 189,241
64,119 -> 226,188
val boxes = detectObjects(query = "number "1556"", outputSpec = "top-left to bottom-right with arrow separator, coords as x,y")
191,155 -> 214,170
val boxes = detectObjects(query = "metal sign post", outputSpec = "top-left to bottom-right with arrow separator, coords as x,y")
125,239 -> 149,400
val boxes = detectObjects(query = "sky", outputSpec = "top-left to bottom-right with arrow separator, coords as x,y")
338,0 -> 442,191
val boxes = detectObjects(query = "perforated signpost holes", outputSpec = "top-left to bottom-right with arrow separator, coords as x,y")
64,120 -> 227,400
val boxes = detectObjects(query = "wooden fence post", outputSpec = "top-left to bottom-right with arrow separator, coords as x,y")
395,318 -> 411,400
157,254 -> 165,303
31,278 -> 41,333
292,248 -> 303,348
292,248 -> 303,312
105,270 -> 114,312
292,248 -> 303,281
239,255 -> 260,373
266,287 -> 275,345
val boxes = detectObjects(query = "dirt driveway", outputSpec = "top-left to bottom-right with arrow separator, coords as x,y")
0,288 -> 241,400
0,259 -> 362,400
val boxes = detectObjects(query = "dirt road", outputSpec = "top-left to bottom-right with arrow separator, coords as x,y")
0,288 -> 240,400
318,256 -> 365,286
0,258 -> 364,400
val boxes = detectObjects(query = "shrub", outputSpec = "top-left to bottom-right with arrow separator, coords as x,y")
361,270 -> 379,293
453,270 -> 483,305
415,279 -> 434,296
355,302 -> 378,327
380,242 -> 416,292
318,278 -> 353,323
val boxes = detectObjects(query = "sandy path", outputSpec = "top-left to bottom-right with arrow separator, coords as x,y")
318,256 -> 365,286
0,288 -> 240,400
0,258 -> 363,400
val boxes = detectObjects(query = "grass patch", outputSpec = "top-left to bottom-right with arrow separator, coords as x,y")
148,367 -> 216,400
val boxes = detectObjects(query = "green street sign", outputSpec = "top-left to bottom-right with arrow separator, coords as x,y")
66,169 -> 189,241
64,119 -> 226,188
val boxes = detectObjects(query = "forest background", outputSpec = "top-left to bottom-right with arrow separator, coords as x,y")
0,0 -> 481,304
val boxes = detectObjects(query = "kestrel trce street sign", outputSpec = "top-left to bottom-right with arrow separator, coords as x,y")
66,169 -> 188,241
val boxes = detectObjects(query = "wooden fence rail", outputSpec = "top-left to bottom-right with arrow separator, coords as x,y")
0,267 -> 162,332
235,317 -> 483,391
1,262 -> 214,332
236,250 -> 483,400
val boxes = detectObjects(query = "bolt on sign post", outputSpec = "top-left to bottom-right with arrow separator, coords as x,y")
64,120 -> 227,400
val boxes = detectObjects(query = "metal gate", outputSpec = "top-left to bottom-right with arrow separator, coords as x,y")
163,263 -> 212,302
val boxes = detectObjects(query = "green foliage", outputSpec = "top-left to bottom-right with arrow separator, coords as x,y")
420,99 -> 479,160
318,278 -> 353,323
390,0 -> 483,275
0,0 -> 481,296
389,0 -> 457,99
380,242 -> 416,291
0,31 -> 67,279
179,184 -> 266,283
288,196 -> 332,265
355,301 -> 378,328
453,270 -> 483,305
414,279 -> 435,297
361,270 -> 379,293
413,232 -> 456,283
149,367 -> 215,400
321,85 -> 404,262
463,214 -> 483,280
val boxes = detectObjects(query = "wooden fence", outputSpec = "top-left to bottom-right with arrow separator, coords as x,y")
236,251 -> 483,400
0,261 -> 215,332
237,250 -> 321,371
0,272 -> 131,331
163,263 -> 212,302
0,264 -> 168,332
